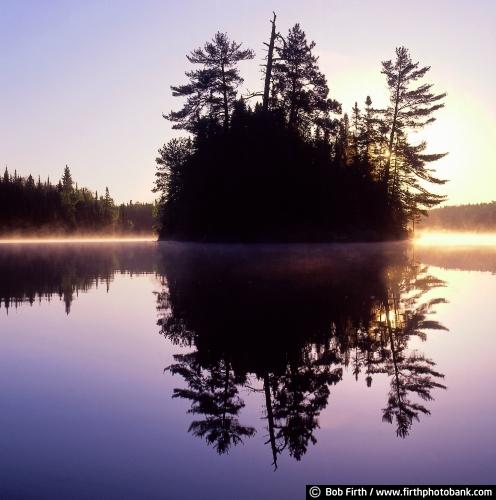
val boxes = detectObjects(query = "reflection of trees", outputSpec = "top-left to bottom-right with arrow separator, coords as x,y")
167,351 -> 255,454
270,358 -> 342,462
381,351 -> 446,438
416,246 -> 496,275
0,244 -> 156,313
370,263 -> 448,437
156,244 -> 449,467
255,346 -> 343,469
0,241 -> 450,461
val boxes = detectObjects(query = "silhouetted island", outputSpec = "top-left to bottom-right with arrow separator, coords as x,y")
154,15 -> 447,242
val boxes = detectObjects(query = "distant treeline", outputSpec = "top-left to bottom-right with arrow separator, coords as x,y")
422,202 -> 496,231
154,16 -> 447,242
0,166 -> 155,235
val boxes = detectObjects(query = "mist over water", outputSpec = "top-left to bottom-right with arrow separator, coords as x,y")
416,231 -> 496,247
0,234 -> 156,244
0,240 -> 494,499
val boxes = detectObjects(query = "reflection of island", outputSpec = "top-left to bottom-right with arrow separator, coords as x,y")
156,244 -> 448,468
415,245 -> 496,274
0,241 -> 448,460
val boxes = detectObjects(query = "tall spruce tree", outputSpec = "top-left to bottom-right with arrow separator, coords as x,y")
61,165 -> 73,193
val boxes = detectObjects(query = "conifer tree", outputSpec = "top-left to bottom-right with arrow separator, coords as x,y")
272,24 -> 340,134
62,165 -> 73,193
380,47 -> 447,218
166,33 -> 254,132
351,102 -> 361,161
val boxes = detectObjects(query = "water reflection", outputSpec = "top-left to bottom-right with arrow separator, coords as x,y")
0,243 -> 450,462
0,242 -> 455,469
1,241 -> 494,490
155,244 -> 448,466
0,243 -> 156,313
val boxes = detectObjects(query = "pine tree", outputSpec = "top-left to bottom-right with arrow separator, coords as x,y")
380,47 -> 447,218
166,32 -> 254,132
272,24 -> 341,134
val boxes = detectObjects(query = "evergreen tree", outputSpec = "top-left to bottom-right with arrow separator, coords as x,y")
380,47 -> 447,219
154,137 -> 194,237
0,168 -> 154,235
152,22 -> 449,242
61,165 -> 74,193
166,32 -> 254,132
351,101 -> 361,162
272,24 -> 341,134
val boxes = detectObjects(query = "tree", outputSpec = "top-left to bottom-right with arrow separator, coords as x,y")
154,137 -> 194,237
0,166 -> 154,235
101,187 -> 115,226
262,12 -> 278,112
166,32 -> 254,132
272,24 -> 340,134
380,47 -> 447,217
61,165 -> 74,193
60,165 -> 76,227
351,102 -> 361,162
334,113 -> 351,166
156,23 -> 448,242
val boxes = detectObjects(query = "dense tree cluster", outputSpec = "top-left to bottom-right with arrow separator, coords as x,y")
422,202 -> 496,231
155,17 -> 447,242
0,166 -> 155,235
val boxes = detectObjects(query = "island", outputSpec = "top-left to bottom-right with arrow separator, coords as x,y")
154,16 -> 447,242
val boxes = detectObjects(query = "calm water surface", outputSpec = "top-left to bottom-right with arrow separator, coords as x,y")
0,241 -> 495,499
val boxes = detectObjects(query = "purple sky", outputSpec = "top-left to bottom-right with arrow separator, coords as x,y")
1,0 -> 495,204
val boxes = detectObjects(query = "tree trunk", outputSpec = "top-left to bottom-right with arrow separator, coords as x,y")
262,13 -> 277,112
288,78 -> 297,128
221,62 -> 229,130
263,374 -> 279,470
384,69 -> 403,195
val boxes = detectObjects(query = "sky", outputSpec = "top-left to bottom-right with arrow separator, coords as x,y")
1,0 -> 495,205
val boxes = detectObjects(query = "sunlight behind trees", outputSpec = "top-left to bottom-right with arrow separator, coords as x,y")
154,21 -> 448,242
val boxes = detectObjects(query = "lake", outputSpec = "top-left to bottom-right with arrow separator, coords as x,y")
1,239 -> 495,499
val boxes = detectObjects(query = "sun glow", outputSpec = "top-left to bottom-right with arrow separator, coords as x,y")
415,231 -> 496,247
